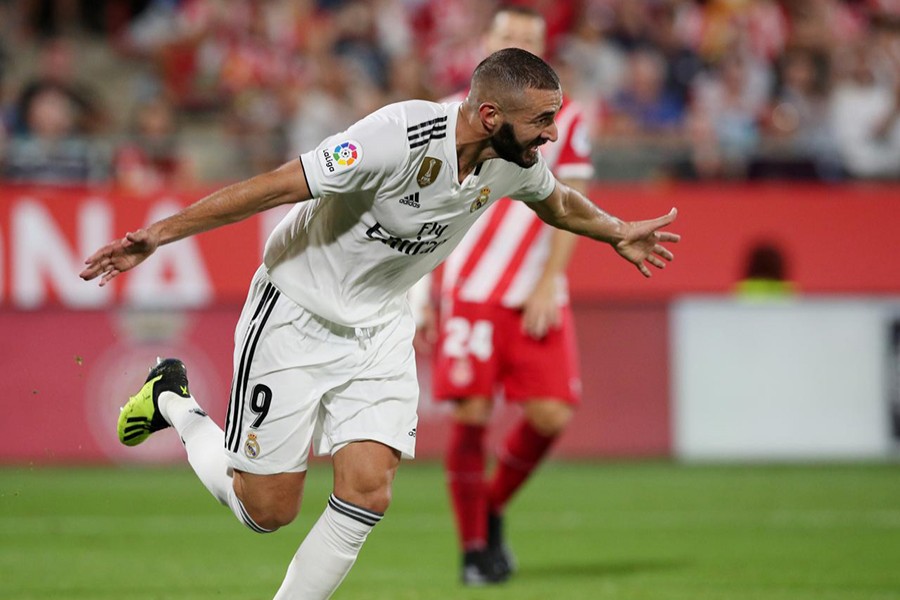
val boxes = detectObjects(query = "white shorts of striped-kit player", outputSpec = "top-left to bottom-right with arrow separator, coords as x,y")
224,266 -> 419,474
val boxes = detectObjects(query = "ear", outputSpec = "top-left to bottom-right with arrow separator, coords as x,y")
478,102 -> 501,133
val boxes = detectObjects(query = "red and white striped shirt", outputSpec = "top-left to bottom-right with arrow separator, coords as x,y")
440,95 -> 593,308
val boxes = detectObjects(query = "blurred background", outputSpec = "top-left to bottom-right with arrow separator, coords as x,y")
1,0 -> 900,465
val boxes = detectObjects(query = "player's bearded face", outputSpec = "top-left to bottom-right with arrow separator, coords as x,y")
491,121 -> 544,168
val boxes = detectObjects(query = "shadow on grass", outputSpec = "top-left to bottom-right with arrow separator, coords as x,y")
516,558 -> 686,581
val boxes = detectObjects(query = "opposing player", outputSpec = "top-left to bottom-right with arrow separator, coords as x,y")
80,48 -> 678,599
413,6 -> 595,585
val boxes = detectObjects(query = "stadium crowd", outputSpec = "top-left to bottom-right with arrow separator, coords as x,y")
1,0 -> 899,187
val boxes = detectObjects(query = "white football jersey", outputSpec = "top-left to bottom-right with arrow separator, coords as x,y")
440,95 -> 594,308
264,100 -> 557,328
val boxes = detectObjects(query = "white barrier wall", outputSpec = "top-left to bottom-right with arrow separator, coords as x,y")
672,298 -> 900,460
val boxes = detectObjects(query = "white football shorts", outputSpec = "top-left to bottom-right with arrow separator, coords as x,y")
223,266 -> 419,474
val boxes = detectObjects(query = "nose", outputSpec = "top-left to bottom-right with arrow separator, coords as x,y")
544,120 -> 558,143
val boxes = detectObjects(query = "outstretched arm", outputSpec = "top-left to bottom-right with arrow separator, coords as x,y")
80,159 -> 312,286
527,181 -> 680,278
520,177 -> 584,339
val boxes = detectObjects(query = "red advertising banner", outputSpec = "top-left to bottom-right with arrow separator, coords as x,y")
2,183 -> 899,310
567,182 -> 900,297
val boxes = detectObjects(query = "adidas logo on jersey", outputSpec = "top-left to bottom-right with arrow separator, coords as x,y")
399,192 -> 420,208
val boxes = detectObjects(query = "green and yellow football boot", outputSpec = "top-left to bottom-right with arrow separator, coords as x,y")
117,358 -> 190,446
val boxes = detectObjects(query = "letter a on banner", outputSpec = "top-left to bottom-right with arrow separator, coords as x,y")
122,200 -> 212,308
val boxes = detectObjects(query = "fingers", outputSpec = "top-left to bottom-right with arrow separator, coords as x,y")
657,232 -> 680,243
651,207 -> 678,228
522,306 -> 558,339
100,268 -> 121,287
79,264 -> 102,281
653,244 -> 673,261
631,219 -> 680,242
80,239 -> 126,284
635,245 -> 673,277
80,249 -> 114,281
82,243 -> 114,266
522,313 -> 547,339
647,255 -> 666,269
81,263 -> 120,286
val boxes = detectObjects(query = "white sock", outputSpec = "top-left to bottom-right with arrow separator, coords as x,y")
273,495 -> 383,600
158,391 -> 273,534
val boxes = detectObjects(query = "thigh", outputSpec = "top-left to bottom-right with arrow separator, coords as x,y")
502,305 -> 582,404
432,300 -> 502,401
318,310 -> 420,460
225,276 -> 360,475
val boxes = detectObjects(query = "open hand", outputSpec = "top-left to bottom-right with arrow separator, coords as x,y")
615,208 -> 680,277
79,228 -> 160,286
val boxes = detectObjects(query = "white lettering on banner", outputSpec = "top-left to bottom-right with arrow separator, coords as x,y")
13,199 -> 113,308
122,200 -> 212,308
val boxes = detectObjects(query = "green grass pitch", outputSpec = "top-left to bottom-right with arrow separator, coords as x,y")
2,462 -> 899,599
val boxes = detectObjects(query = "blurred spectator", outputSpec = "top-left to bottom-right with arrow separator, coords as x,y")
20,0 -> 84,37
755,47 -> 843,179
286,54 -> 368,158
18,1 -> 151,38
735,240 -> 797,299
830,40 -> 900,179
690,0 -> 788,63
114,96 -> 192,193
10,35 -> 108,135
2,83 -> 109,183
384,52 -> 434,104
557,1 -> 625,105
784,0 -> 868,52
608,0 -> 655,51
606,48 -> 685,139
688,51 -> 770,178
331,1 -> 391,90
650,1 -> 705,109
598,47 -> 687,180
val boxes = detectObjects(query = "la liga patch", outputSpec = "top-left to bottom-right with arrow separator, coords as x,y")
318,140 -> 362,176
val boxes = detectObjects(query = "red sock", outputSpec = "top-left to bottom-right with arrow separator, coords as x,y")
487,419 -> 556,514
445,422 -> 487,551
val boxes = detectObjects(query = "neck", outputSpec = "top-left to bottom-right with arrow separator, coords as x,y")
454,103 -> 499,182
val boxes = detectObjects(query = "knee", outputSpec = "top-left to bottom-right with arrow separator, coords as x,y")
338,470 -> 394,515
524,400 -> 574,436
452,397 -> 492,426
232,471 -> 304,532
243,498 -> 301,531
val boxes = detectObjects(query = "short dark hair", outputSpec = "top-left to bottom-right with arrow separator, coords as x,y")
471,48 -> 560,100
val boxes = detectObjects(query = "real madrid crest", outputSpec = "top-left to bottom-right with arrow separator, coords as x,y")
244,433 -> 261,459
416,156 -> 442,188
470,187 -> 491,213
